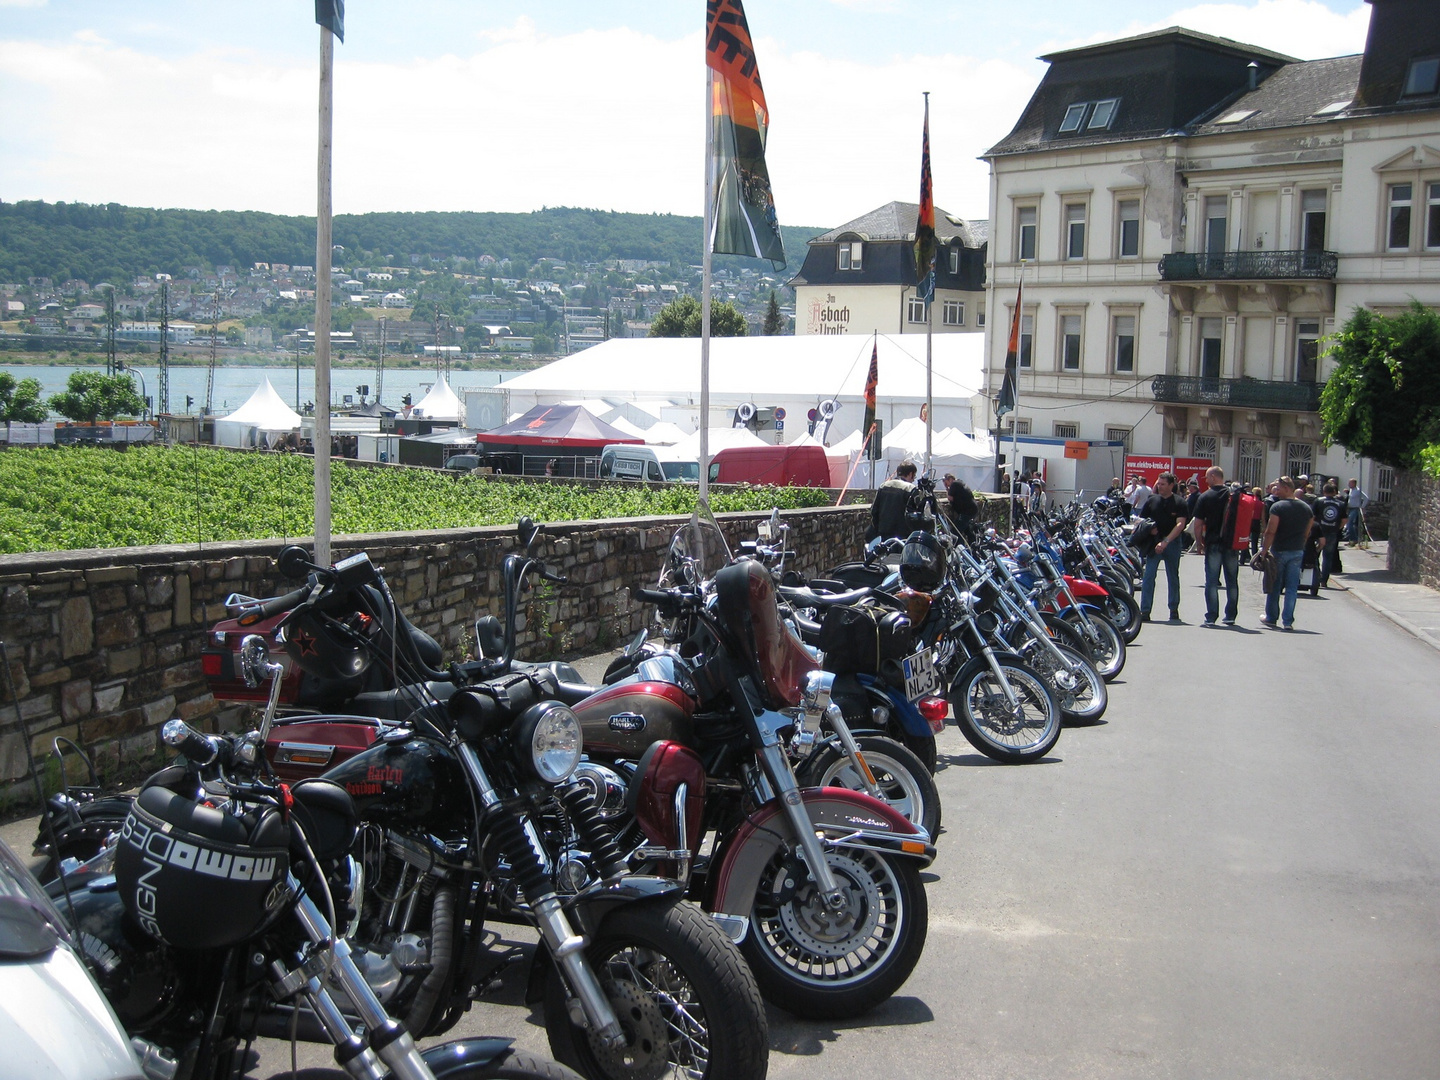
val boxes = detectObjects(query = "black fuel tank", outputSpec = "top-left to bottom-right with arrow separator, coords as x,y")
321,735 -> 470,836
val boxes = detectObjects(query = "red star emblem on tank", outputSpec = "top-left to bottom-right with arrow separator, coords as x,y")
292,628 -> 321,658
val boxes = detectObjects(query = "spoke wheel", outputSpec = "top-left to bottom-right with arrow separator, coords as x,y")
950,658 -> 1061,763
799,735 -> 940,836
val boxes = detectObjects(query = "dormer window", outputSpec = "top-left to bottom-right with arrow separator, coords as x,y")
1088,98 -> 1119,129
837,241 -> 863,270
1403,57 -> 1440,97
1059,104 -> 1087,133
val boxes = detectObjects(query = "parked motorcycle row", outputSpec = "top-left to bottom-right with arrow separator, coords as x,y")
22,485 -> 1149,1080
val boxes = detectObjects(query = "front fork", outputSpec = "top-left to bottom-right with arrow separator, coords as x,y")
754,733 -> 847,909
454,743 -> 624,1048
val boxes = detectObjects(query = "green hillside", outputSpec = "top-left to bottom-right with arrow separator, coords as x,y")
0,200 -> 822,283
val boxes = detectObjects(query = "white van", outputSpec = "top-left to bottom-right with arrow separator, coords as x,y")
598,444 -> 700,483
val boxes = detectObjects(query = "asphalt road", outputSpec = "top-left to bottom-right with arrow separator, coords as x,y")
24,551 -> 1440,1079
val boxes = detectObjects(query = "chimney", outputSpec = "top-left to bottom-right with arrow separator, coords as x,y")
1247,62 -> 1259,90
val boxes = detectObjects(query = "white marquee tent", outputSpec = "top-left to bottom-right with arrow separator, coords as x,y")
412,377 -> 463,421
213,378 -> 303,447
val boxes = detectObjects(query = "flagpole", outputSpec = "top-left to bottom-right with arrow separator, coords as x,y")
923,92 -> 933,478
313,22 -> 335,566
699,67 -> 714,513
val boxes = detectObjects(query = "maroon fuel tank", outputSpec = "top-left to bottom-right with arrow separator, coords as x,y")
574,680 -> 698,757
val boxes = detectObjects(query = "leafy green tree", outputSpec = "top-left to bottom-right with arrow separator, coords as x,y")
47,372 -> 145,424
1320,302 -> 1440,469
648,295 -> 747,338
0,372 -> 48,422
763,291 -> 783,336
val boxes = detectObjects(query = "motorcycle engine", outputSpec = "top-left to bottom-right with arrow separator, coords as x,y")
571,761 -> 631,820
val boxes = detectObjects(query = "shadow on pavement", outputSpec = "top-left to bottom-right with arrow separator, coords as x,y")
936,751 -> 1063,768
768,995 -> 934,1056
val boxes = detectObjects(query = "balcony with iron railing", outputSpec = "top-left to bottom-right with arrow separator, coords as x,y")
1151,375 -> 1323,412
1157,249 -> 1338,281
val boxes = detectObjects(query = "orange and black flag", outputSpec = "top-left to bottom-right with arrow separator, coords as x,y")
862,337 -> 879,440
914,97 -> 936,301
997,277 -> 1023,417
706,0 -> 785,268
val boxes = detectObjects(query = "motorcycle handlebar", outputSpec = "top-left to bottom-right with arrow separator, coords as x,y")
237,584 -> 312,626
161,718 -> 230,768
539,567 -> 568,585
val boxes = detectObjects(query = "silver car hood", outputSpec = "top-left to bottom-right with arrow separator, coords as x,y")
0,945 -> 142,1080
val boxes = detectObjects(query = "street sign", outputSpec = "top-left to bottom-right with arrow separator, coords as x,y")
775,419 -> 785,431
774,406 -> 787,421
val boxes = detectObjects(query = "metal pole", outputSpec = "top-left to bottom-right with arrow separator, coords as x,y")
923,92 -> 933,477
699,68 -> 714,510
313,25 -> 335,566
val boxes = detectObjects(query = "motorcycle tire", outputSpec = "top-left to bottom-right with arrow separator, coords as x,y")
1100,588 -> 1143,643
1037,613 -> 1090,655
1015,641 -> 1107,725
1058,609 -> 1126,682
742,845 -> 928,1020
1100,569 -> 1135,598
798,735 -> 941,837
898,731 -> 939,775
544,898 -> 768,1080
949,656 -> 1062,763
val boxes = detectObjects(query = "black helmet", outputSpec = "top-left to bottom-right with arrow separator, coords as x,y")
281,607 -> 375,682
116,783 -> 290,951
899,530 -> 946,592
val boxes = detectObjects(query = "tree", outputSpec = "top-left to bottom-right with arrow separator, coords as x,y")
648,295 -> 747,338
0,372 -> 48,422
763,290 -> 784,336
47,371 -> 146,424
1320,302 -> 1440,469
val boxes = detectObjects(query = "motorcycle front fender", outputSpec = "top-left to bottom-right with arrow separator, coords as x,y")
706,789 -> 935,917
421,1037 -> 516,1078
1064,576 -> 1110,598
1060,603 -> 1108,623
524,876 -> 682,1005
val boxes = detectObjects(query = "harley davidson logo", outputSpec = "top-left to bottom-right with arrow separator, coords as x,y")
608,712 -> 646,734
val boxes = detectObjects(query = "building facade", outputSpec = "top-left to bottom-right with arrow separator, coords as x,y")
982,0 -> 1440,498
790,201 -> 988,337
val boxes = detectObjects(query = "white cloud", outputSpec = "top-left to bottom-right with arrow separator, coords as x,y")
1051,0 -> 1370,61
0,0 -> 47,8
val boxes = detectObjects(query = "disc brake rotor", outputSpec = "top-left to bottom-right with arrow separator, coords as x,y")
586,979 -> 670,1080
777,854 -> 882,958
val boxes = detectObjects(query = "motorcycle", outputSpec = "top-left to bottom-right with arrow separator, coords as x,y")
49,718 -> 580,1080
568,511 -> 936,1019
39,540 -> 771,1080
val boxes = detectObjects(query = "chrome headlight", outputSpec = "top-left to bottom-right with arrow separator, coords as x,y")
513,702 -> 583,785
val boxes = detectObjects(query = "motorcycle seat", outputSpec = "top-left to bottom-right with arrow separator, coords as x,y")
778,584 -> 875,608
349,681 -> 458,721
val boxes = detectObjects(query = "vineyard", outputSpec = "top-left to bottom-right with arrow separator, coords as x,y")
0,446 -> 834,554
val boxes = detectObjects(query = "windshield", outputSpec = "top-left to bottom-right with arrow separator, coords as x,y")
662,461 -> 700,481
659,504 -> 732,589
0,839 -> 66,958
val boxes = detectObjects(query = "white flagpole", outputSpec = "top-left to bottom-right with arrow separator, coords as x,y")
313,24 -> 335,565
699,68 -> 714,511
923,92 -> 933,478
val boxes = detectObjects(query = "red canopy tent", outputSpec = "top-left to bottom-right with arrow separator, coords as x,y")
473,404 -> 642,449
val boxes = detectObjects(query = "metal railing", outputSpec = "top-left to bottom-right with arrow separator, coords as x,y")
1151,375 -> 1323,412
1158,249 -> 1338,281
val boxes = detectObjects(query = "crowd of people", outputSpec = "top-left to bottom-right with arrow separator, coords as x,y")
1115,468 -> 1370,632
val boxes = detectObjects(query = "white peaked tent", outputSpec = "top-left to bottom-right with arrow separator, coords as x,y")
640,421 -> 690,446
604,415 -> 649,440
412,377 -> 463,421
670,427 -> 767,460
213,377 -> 303,447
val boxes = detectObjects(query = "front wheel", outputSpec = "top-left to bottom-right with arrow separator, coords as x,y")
798,735 -> 941,836
742,845 -> 928,1019
949,657 -> 1061,763
1101,588 -> 1143,643
1060,609 -> 1126,682
1016,641 -> 1107,725
544,899 -> 768,1080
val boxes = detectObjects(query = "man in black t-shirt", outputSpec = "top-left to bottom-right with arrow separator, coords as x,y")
1314,481 -> 1345,587
1194,466 -> 1241,625
1259,475 -> 1319,630
1138,472 -> 1189,622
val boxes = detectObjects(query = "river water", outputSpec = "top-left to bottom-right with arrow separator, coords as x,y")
0,363 -> 511,415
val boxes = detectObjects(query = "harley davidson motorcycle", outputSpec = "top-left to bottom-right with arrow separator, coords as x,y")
43,543 -> 770,1080
565,512 -> 936,1019
49,717 -> 581,1080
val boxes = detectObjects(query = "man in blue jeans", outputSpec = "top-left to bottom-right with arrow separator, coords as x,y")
1138,472 -> 1189,622
1259,475 -> 1320,630
1193,466 -> 1240,625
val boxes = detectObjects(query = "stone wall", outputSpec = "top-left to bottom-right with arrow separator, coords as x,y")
0,505 -> 868,804
1387,469 -> 1440,590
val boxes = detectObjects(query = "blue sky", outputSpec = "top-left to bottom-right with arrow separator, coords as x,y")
0,0 -> 1372,227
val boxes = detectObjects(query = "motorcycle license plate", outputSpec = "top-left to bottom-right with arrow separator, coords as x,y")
902,648 -> 939,701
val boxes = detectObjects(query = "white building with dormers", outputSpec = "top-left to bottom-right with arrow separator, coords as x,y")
980,0 -> 1440,499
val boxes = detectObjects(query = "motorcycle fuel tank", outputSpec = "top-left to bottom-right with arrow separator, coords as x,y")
321,735 -> 469,836
574,680 -> 697,757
